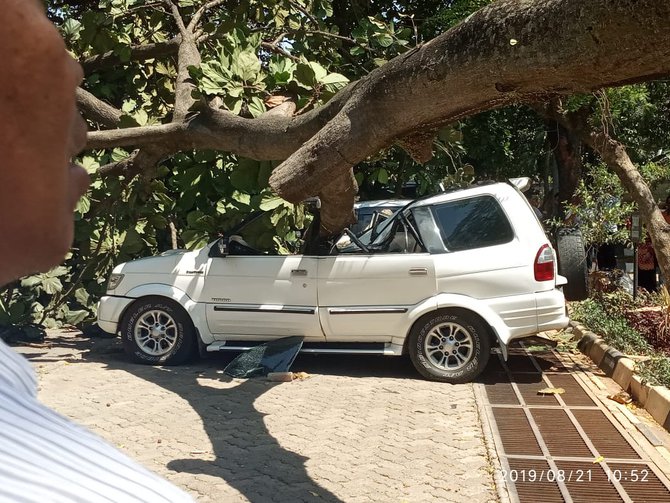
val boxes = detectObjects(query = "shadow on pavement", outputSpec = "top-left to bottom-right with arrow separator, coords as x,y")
21,333 -> 348,503
19,333 -> 423,503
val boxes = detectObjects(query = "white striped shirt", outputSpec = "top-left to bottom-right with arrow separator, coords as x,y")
0,339 -> 194,502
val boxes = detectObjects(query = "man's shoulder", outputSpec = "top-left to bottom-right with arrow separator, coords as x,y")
0,339 -> 37,396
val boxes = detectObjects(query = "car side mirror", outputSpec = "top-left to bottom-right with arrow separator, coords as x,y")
209,237 -> 230,258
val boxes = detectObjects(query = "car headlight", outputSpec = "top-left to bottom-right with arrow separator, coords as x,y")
107,273 -> 125,291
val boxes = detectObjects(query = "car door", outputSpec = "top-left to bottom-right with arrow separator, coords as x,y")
203,253 -> 324,341
317,215 -> 436,342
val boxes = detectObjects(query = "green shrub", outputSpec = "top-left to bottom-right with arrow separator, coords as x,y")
571,296 -> 670,388
571,298 -> 651,355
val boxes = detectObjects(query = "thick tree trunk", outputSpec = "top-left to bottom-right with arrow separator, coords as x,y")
546,122 -> 582,219
541,104 -> 670,285
587,134 -> 670,285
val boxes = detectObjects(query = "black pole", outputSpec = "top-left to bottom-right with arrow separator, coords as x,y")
633,243 -> 638,300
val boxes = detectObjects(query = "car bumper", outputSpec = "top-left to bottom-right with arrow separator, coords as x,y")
97,295 -> 135,335
536,288 -> 570,332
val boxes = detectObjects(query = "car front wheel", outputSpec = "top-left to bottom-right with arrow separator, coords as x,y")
409,309 -> 490,383
120,296 -> 196,365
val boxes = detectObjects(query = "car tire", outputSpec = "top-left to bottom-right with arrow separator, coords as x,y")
408,309 -> 490,383
555,228 -> 589,301
120,296 -> 196,365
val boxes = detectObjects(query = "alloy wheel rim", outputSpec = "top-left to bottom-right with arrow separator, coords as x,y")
134,310 -> 178,356
424,321 -> 474,371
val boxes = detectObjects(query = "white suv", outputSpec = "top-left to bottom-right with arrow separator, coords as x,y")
98,180 -> 569,383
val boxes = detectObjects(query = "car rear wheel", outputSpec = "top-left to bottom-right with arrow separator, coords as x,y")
408,309 -> 490,383
120,296 -> 196,365
555,228 -> 589,301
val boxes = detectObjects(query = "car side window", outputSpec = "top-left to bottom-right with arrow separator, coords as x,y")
378,216 -> 424,253
431,196 -> 514,251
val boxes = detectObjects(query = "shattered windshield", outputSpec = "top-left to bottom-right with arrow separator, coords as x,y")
358,209 -> 401,248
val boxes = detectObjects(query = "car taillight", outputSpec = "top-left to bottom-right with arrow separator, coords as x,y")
534,244 -> 555,282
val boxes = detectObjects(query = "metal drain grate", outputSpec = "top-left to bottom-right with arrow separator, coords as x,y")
553,461 -> 623,502
572,410 -> 640,460
482,375 -> 520,405
609,462 -> 670,502
544,373 -> 596,407
480,350 -> 670,502
491,408 -> 543,456
531,409 -> 593,458
506,459 -> 564,502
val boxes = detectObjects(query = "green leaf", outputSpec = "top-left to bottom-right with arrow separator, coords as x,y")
295,63 -> 316,87
230,158 -> 261,192
64,309 -> 89,326
309,62 -> 328,82
181,230 -> 210,250
74,288 -> 90,306
80,156 -> 100,174
133,109 -> 149,126
61,18 -> 82,39
260,195 -> 285,211
232,50 -> 261,82
76,196 -> 91,215
155,62 -> 173,76
50,266 -> 69,277
321,73 -> 349,85
41,276 -> 64,295
247,96 -> 266,117
121,100 -> 137,113
374,33 -> 394,48
20,276 -> 43,288
120,228 -> 144,255
147,214 -> 168,229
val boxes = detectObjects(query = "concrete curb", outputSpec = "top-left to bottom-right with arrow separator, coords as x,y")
571,321 -> 670,432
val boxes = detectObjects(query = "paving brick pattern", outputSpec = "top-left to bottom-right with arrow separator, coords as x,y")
15,332 -> 497,503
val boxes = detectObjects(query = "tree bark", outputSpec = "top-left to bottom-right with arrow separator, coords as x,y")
545,121 -> 583,218
83,0 -> 670,231
268,0 -> 670,204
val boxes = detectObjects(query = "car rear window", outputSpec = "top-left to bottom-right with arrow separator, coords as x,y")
431,195 -> 514,251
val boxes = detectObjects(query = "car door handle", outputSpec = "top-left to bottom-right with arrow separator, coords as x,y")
291,269 -> 308,276
409,268 -> 428,276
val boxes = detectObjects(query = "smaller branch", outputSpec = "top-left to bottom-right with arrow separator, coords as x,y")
261,41 -> 300,61
97,146 -> 167,179
187,0 -> 227,33
97,152 -> 137,177
304,30 -> 357,45
287,0 -> 320,27
76,88 -> 124,129
165,0 -> 188,36
272,32 -> 287,46
86,122 -> 186,150
81,37 -> 181,73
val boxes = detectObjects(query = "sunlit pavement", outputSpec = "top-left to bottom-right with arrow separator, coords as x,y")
16,330 -> 497,503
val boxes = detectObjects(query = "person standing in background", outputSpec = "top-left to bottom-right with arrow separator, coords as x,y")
637,235 -> 657,292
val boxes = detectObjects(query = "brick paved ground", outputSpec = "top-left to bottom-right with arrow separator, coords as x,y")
15,331 -> 497,502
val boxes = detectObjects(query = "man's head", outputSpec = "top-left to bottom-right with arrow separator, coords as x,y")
0,0 -> 90,286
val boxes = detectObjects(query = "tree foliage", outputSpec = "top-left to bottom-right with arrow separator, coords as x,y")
2,0 -> 670,332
